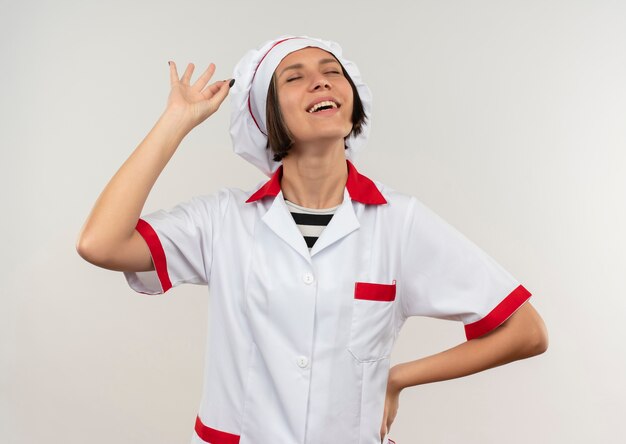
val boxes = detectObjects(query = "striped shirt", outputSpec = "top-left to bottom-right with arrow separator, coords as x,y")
284,199 -> 340,250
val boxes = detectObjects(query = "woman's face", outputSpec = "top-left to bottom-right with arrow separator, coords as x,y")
274,47 -> 354,147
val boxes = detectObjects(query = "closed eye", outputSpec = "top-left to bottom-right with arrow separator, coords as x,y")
286,76 -> 301,82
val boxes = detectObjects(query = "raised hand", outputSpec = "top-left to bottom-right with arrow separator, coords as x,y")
76,60 -> 235,275
165,61 -> 233,133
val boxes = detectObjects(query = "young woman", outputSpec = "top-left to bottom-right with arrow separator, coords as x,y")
77,35 -> 548,444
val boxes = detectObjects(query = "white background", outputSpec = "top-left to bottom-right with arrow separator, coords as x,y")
2,0 -> 625,442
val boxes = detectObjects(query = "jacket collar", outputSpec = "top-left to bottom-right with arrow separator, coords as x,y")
245,159 -> 387,205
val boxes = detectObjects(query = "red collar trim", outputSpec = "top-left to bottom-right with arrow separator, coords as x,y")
245,159 -> 387,205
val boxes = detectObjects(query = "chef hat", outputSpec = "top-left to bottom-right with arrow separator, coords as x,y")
229,35 -> 373,177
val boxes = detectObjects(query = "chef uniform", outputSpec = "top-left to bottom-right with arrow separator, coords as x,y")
123,35 -> 532,444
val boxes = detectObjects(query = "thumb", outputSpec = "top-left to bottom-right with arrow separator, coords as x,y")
211,78 -> 235,107
196,78 -> 235,123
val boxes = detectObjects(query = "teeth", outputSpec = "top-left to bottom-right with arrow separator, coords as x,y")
307,100 -> 338,113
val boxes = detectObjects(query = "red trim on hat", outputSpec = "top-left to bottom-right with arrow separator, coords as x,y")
194,416 -> 240,444
464,284 -> 532,340
245,159 -> 386,205
134,218 -> 172,293
247,36 -> 304,134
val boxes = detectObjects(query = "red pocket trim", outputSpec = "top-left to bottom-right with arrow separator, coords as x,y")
354,280 -> 396,301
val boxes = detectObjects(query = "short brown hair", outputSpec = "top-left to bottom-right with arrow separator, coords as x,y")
265,61 -> 367,162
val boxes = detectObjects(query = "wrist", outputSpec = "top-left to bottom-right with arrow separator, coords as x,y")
158,108 -> 195,138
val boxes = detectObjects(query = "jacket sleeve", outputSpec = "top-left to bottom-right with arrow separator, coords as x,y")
398,196 -> 532,340
123,189 -> 230,295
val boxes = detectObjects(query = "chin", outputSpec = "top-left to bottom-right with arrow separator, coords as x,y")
301,134 -> 349,146
308,127 -> 352,142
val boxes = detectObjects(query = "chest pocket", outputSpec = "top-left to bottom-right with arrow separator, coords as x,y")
347,280 -> 397,362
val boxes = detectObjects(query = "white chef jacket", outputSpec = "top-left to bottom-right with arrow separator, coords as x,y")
124,159 -> 531,444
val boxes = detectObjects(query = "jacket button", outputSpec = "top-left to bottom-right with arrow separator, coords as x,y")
302,272 -> 314,284
296,356 -> 309,368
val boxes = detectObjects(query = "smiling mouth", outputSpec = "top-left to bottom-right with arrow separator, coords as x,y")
307,100 -> 340,113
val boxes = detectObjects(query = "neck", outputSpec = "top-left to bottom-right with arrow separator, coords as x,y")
280,139 -> 348,209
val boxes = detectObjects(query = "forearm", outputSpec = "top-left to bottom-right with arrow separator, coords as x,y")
77,110 -> 189,258
389,302 -> 548,392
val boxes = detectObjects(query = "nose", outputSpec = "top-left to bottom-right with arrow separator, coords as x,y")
310,75 -> 331,91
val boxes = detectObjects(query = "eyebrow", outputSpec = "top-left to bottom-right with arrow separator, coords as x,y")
278,58 -> 340,79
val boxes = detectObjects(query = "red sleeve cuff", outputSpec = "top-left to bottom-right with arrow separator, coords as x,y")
135,218 -> 173,293
195,415 -> 241,444
464,284 -> 532,340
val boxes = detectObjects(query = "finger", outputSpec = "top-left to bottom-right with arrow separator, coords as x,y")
201,78 -> 232,102
169,61 -> 180,86
209,78 -> 234,105
379,418 -> 387,442
200,79 -> 223,98
197,79 -> 233,118
192,63 -> 216,91
181,62 -> 195,85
